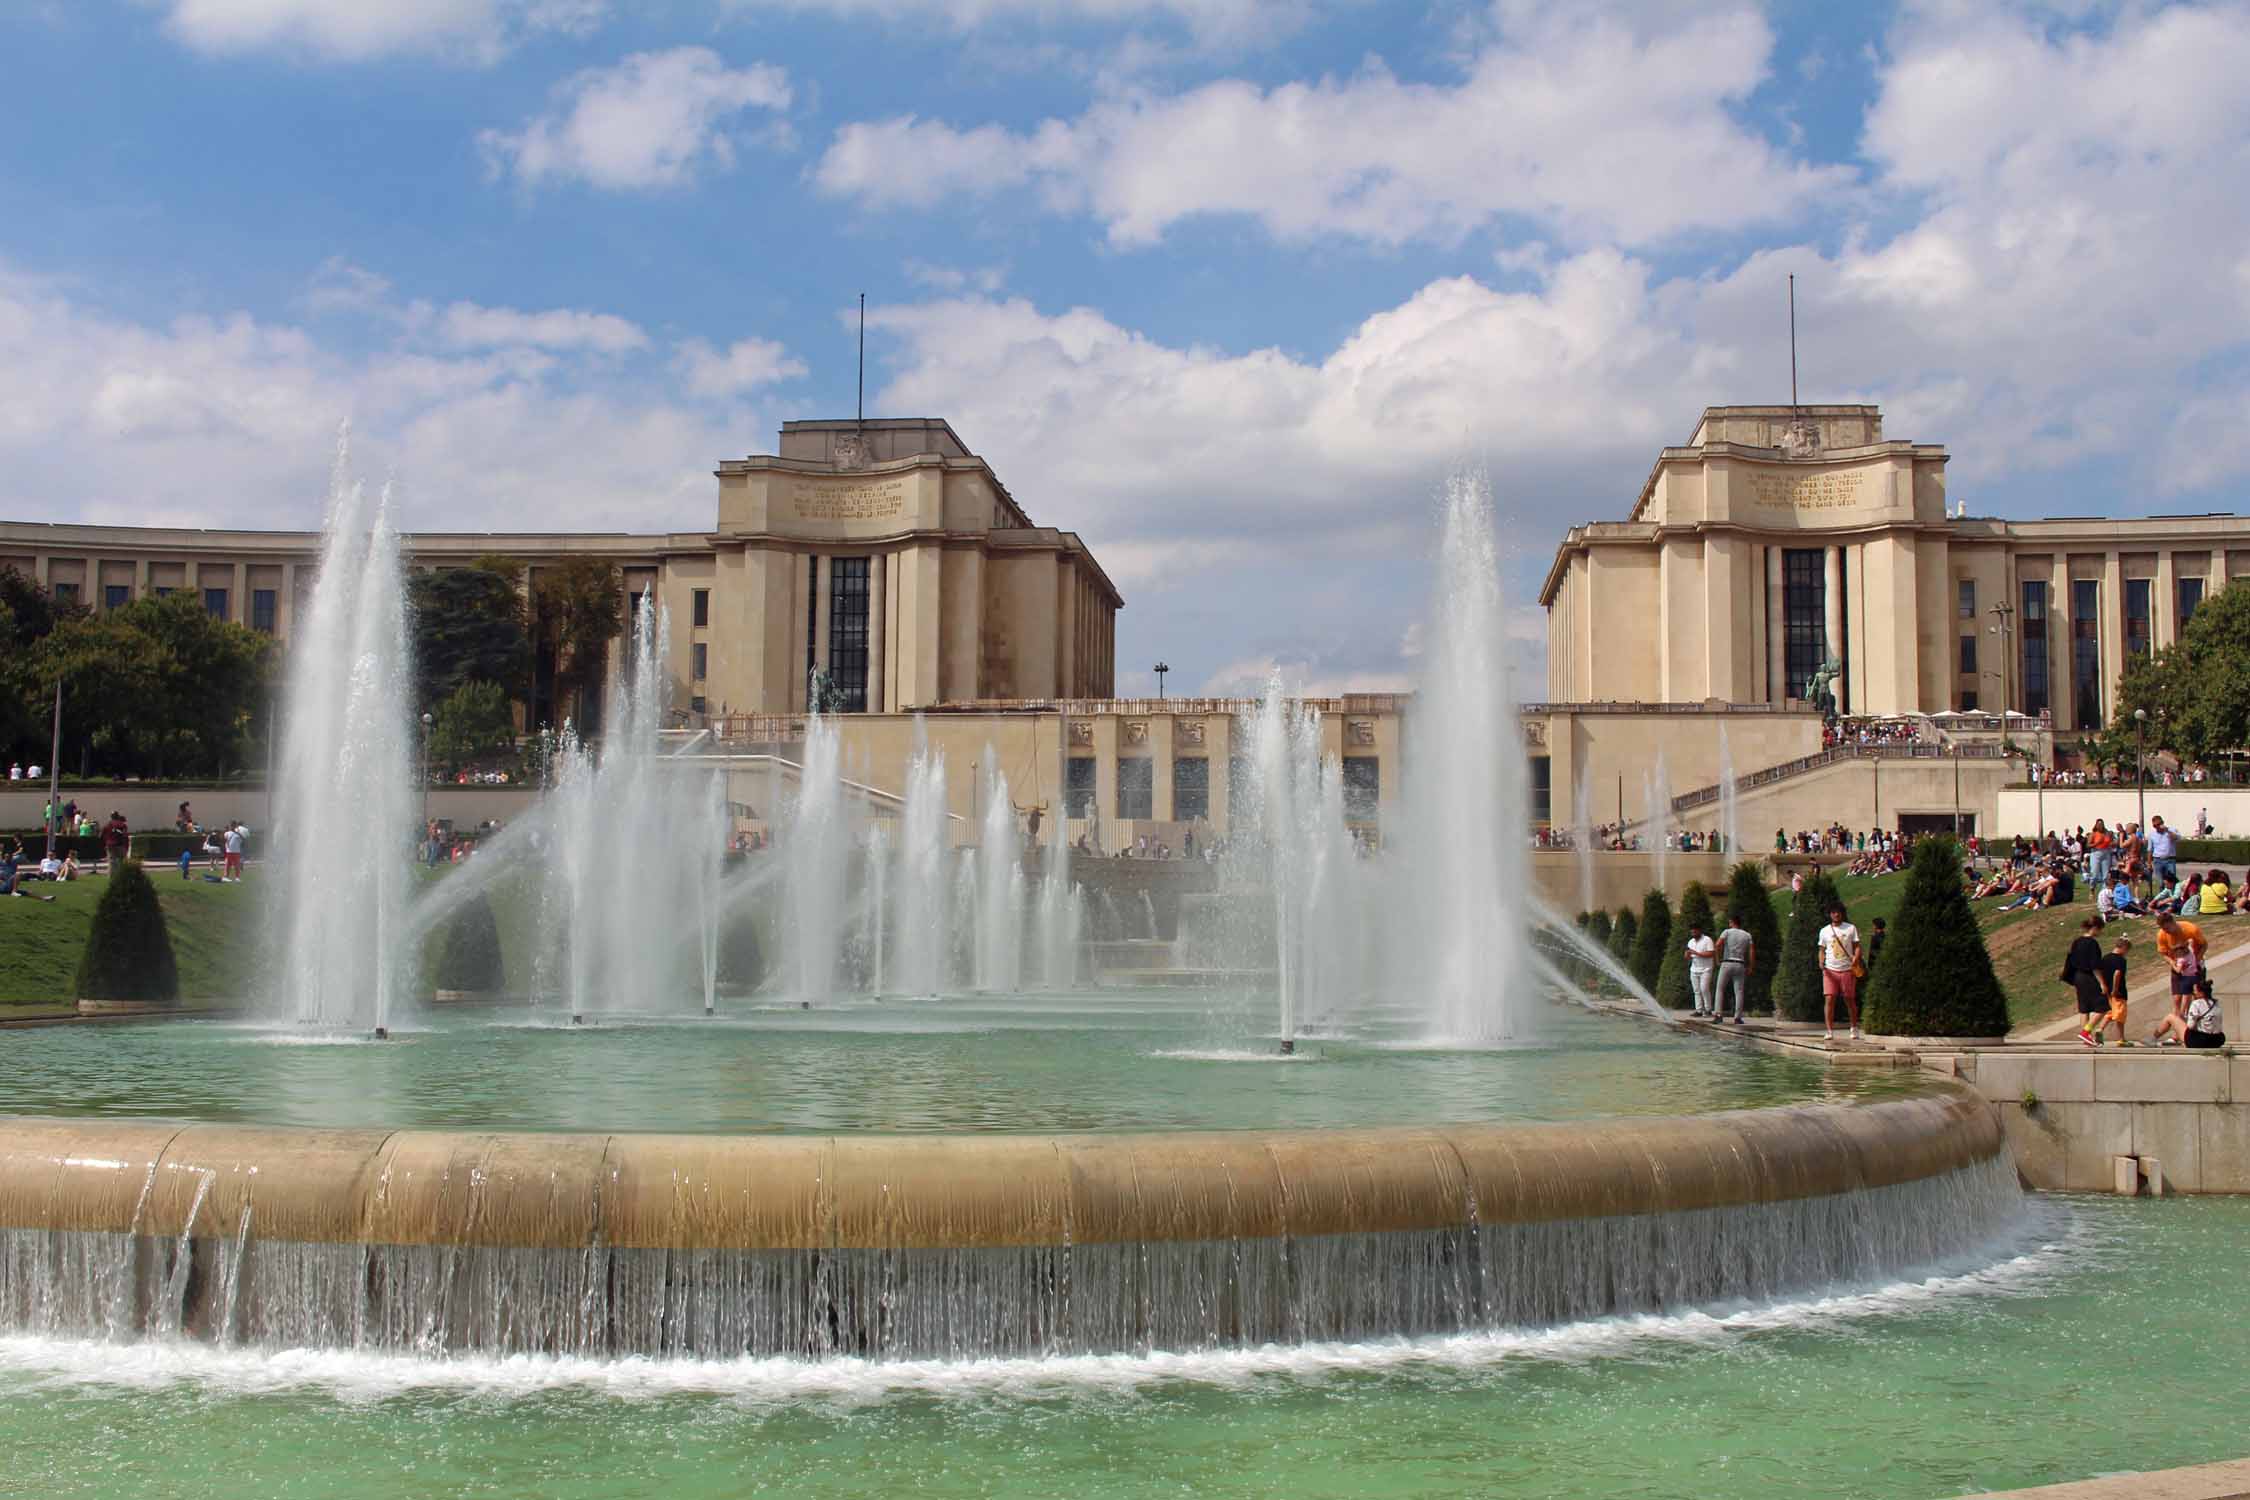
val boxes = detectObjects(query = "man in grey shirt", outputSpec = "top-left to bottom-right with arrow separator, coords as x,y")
1712,913 -> 1756,1024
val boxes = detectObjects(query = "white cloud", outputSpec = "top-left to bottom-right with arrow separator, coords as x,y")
146,0 -> 606,64
481,48 -> 794,191
433,302 -> 650,355
0,263 -> 790,536
720,0 -> 1305,47
903,260 -> 1008,294
673,337 -> 809,398
819,7 -> 1849,247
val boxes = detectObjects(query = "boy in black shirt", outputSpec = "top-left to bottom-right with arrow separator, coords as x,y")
2095,936 -> 2132,1045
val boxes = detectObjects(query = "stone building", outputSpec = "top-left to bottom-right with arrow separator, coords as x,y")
0,417 -> 1121,721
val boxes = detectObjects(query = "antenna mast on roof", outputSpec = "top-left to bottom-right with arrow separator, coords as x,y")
1788,273 -> 1799,413
857,291 -> 866,432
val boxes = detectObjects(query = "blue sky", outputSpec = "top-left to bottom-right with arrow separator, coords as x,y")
3,0 -> 2247,697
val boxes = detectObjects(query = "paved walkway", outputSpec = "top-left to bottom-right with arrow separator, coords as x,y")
1958,1456 -> 2250,1498
2018,935 -> 2250,1043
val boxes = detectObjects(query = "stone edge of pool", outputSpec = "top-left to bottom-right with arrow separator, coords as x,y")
0,1086 -> 2000,1252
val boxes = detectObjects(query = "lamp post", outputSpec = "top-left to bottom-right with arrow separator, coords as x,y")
1986,600 -> 2016,713
2134,708 -> 2149,899
1951,741 -> 1961,842
1153,661 -> 1170,700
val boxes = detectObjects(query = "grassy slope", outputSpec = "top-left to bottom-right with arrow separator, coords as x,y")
0,869 -> 260,1010
1776,871 -> 2247,1031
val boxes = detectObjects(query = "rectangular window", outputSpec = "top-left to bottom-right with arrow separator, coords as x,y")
1065,757 -> 1097,818
805,556 -> 818,698
1172,757 -> 1209,820
203,587 -> 228,620
1529,754 -> 1551,826
104,585 -> 129,611
1341,756 -> 1381,822
691,642 -> 708,681
627,590 -> 643,622
251,589 -> 276,634
2177,575 -> 2204,636
1957,579 -> 1976,620
1782,548 -> 1827,700
827,556 -> 870,712
1959,634 -> 1977,675
1116,757 -> 1153,819
692,588 -> 709,628
52,582 -> 77,605
2072,578 -> 2102,730
2124,578 -> 2152,660
689,694 -> 706,717
2020,581 -> 2049,718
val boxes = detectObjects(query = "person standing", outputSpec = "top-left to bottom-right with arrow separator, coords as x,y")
1683,920 -> 1717,1017
2148,815 -> 2178,889
100,811 -> 129,875
1713,912 -> 1754,1025
2096,935 -> 2133,1045
2066,916 -> 2109,1047
2086,820 -> 2114,890
2154,912 -> 2208,1016
223,822 -> 245,881
1815,901 -> 1862,1041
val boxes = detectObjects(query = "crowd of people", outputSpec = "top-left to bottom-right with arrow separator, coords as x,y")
1819,718 -> 1925,750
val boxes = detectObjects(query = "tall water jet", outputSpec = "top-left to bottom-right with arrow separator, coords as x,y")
1033,785 -> 1078,989
1718,723 -> 1742,859
1647,750 -> 1674,894
974,759 -> 1022,992
783,714 -> 847,1005
271,436 -> 415,1035
1572,766 -> 1594,920
893,734 -> 951,996
699,771 -> 726,1015
1394,465 -> 1532,1041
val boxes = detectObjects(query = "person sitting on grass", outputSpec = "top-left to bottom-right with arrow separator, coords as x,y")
0,839 -> 57,903
2150,976 -> 2226,1049
2110,875 -> 2144,917
2197,869 -> 2232,916
2149,877 -> 2184,915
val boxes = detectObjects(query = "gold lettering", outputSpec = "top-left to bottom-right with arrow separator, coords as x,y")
787,478 -> 908,523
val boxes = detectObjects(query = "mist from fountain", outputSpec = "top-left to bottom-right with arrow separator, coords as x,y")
892,738 -> 951,996
1718,723 -> 1742,858
1572,767 -> 1594,919
1647,749 -> 1674,894
974,761 -> 1024,992
270,437 -> 415,1034
782,713 -> 847,1005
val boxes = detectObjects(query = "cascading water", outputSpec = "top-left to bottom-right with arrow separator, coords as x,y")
270,434 -> 415,1035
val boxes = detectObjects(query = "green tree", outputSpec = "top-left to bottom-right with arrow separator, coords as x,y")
122,593 -> 275,776
2095,581 -> 2250,772
1608,906 -> 1638,968
532,558 -> 625,729
74,861 -> 180,1004
1655,880 -> 1715,1010
1724,862 -> 1783,1015
18,612 -> 173,777
1583,909 -> 1613,957
429,680 -> 518,772
433,891 -> 506,994
1777,870 -> 1844,1022
409,561 -> 531,713
1628,887 -> 1672,994
0,568 -> 89,763
1862,836 -> 2009,1037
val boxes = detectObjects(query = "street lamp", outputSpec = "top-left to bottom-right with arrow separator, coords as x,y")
1951,741 -> 1961,842
1153,661 -> 1170,700
1986,600 -> 2016,713
2134,708 -> 2149,899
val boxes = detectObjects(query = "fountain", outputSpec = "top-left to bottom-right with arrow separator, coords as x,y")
269,435 -> 415,1036
1718,722 -> 1743,858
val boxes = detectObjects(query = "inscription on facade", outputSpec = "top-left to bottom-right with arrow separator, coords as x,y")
787,476 -> 908,523
1748,471 -> 1866,512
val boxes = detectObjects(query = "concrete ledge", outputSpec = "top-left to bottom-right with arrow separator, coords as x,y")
1957,1456 -> 2250,1498
0,1089 -> 2002,1251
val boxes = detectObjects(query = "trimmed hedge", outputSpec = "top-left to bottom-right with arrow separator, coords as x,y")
1608,907 -> 1638,967
1861,836 -> 2010,1038
434,892 -> 506,993
1628,887 -> 1672,994
74,860 -> 179,1004
717,911 -> 764,990
1655,881 -> 1715,1010
1777,871 -> 1844,1023
2178,839 -> 2250,864
1724,862 -> 1783,1015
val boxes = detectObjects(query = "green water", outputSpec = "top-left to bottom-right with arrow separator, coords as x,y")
0,994 -> 1910,1133
0,1194 -> 2237,1498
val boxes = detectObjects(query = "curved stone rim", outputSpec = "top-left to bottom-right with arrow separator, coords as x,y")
0,1086 -> 2001,1253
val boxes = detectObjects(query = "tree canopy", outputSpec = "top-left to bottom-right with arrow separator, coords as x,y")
2096,580 -> 2250,769
532,558 -> 625,730
429,680 -> 518,771
409,559 -> 530,713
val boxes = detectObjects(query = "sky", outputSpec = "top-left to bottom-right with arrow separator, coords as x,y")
1,0 -> 2246,699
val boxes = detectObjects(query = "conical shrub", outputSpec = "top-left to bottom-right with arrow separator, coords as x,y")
1583,909 -> 1612,950
74,861 -> 179,1004
1629,887 -> 1672,994
1656,881 -> 1715,1010
1862,836 -> 2009,1037
434,891 -> 505,994
1608,907 -> 1637,967
1724,861 -> 1782,1015
717,910 -> 764,991
1778,871 -> 1844,1022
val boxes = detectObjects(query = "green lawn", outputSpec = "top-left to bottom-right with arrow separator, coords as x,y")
0,868 -> 260,1008
1778,870 -> 2248,1032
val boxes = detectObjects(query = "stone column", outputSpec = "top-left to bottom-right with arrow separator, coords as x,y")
232,562 -> 247,624
2049,552 -> 2074,733
279,563 -> 298,644
867,551 -> 886,713
1824,545 -> 1845,710
2155,549 -> 2177,650
1765,545 -> 1784,702
132,557 -> 148,600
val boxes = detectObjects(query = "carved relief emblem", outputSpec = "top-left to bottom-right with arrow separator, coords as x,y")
1125,721 -> 1149,745
1776,419 -> 1824,460
1523,718 -> 1547,747
831,434 -> 868,470
1348,719 -> 1376,747
1178,721 -> 1206,746
1069,721 -> 1094,747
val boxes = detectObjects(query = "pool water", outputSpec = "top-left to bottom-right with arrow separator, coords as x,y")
1,993 -> 1912,1134
0,1193 -> 2238,1499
